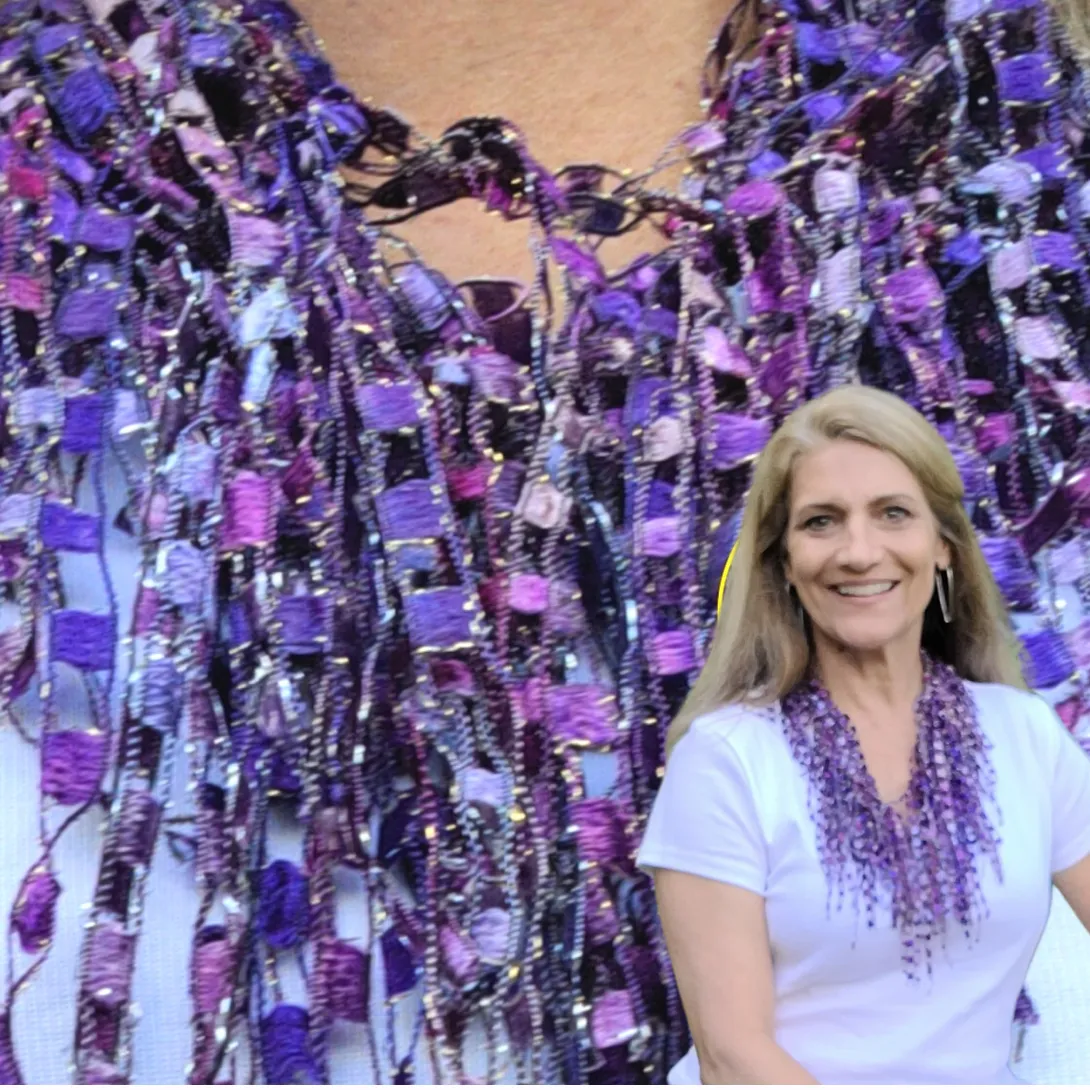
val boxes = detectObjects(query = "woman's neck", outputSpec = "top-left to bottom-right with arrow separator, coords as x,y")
294,0 -> 726,280
812,636 -> 926,719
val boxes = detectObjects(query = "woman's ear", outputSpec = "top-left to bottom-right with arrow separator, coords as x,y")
936,536 -> 953,573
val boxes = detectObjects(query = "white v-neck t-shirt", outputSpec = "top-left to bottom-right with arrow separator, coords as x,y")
637,682 -> 1090,1085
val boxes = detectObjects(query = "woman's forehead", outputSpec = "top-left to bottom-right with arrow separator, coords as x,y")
788,441 -> 923,505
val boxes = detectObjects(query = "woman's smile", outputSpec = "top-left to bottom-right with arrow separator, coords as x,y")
830,580 -> 900,599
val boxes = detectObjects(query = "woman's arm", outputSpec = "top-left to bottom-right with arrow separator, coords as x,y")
653,868 -> 819,1085
1055,852 -> 1090,932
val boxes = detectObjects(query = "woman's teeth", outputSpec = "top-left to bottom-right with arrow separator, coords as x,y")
834,582 -> 895,597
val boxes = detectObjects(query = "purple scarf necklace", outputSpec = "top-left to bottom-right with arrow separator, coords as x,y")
781,656 -> 1001,977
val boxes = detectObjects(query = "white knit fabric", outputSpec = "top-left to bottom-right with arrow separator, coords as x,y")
1012,893 -> 1090,1084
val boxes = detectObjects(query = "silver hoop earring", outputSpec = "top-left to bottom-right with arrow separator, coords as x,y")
935,567 -> 953,624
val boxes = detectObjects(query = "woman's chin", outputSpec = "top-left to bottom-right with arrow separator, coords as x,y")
815,620 -> 914,656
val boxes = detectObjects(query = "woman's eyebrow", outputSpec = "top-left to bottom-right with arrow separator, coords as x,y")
793,493 -> 916,514
793,500 -> 842,515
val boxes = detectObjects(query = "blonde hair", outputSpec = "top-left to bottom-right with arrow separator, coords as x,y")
666,386 -> 1027,757
1054,0 -> 1090,60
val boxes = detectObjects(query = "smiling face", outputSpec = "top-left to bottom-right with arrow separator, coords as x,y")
782,439 -> 952,659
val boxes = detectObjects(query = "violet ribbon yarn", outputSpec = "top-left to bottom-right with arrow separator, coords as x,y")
0,0 -> 1087,1084
782,655 -> 1002,977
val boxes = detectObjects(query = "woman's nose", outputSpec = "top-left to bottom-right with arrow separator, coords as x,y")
837,515 -> 884,568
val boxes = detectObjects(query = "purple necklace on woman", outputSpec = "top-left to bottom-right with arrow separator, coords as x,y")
781,655 -> 1002,977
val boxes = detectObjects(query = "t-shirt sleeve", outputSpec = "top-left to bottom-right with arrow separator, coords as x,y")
1038,700 -> 1090,874
636,719 -> 768,894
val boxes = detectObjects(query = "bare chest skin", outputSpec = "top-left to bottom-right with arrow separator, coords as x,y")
294,0 -> 725,281
849,709 -> 919,808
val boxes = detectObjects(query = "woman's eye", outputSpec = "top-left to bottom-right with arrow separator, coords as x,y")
883,506 -> 910,521
803,515 -> 831,531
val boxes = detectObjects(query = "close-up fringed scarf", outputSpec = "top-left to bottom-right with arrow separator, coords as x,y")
0,0 -> 1089,1083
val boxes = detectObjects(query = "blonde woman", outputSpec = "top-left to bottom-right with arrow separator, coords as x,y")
638,387 -> 1090,1084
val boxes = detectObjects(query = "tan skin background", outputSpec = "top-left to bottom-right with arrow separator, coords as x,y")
294,0 -> 727,283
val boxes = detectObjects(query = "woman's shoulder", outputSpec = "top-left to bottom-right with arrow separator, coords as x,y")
964,678 -> 1053,720
685,700 -> 785,757
964,678 -> 1063,753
